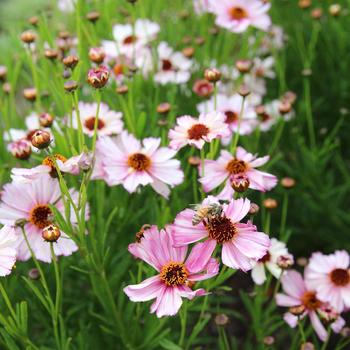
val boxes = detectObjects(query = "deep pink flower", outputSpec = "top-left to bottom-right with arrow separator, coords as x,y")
95,132 -> 184,198
276,270 -> 345,342
209,0 -> 271,33
124,226 -> 219,318
169,197 -> 270,271
199,146 -> 277,200
305,251 -> 350,313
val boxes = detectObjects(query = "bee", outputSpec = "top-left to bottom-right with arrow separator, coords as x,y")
192,203 -> 223,226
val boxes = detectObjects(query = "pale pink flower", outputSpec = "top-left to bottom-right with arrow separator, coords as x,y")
209,0 -> 271,33
169,197 -> 270,271
193,0 -> 212,15
276,270 -> 345,342
168,112 -> 230,150
0,225 -> 17,276
305,251 -> 350,313
124,225 -> 219,318
95,132 -> 184,198
71,102 -> 123,137
0,174 -> 87,263
199,146 -> 277,200
251,238 -> 292,285
154,42 -> 193,85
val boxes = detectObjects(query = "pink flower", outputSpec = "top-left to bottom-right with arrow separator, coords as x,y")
169,197 -> 270,271
124,226 -> 219,318
209,0 -> 271,33
199,146 -> 277,200
305,251 -> 350,313
276,270 -> 345,342
0,174 -> 87,263
168,112 -> 230,150
95,132 -> 184,198
0,225 -> 17,276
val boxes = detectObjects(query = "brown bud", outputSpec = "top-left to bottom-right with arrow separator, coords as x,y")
263,336 -> 275,346
182,46 -> 195,58
156,102 -> 171,115
236,59 -> 253,74
0,65 -> 7,81
281,177 -> 296,189
263,198 -> 278,210
278,101 -> 292,115
289,304 -> 306,316
23,87 -> 37,101
9,140 -> 32,160
116,85 -> 128,94
39,113 -> 54,128
87,65 -> 110,88
62,55 -> 79,69
298,0 -> 311,9
31,130 -> 51,149
311,8 -> 323,19
20,30 -> 37,44
86,11 -> 100,22
89,47 -> 106,64
42,224 -> 61,242
58,31 -> 70,40
188,156 -> 201,166
195,36 -> 205,46
204,68 -> 221,83
28,16 -> 39,26
28,268 -> 40,280
300,342 -> 315,350
329,4 -> 341,17
238,85 -> 251,97
3,82 -> 11,94
231,175 -> 250,193
44,49 -> 59,60
64,80 -> 78,92
249,202 -> 260,215
214,314 -> 229,326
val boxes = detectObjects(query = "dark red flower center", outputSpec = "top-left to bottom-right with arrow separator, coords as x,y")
224,110 -> 238,124
187,123 -> 210,140
160,262 -> 188,286
229,7 -> 248,20
84,117 -> 105,131
123,35 -> 138,45
29,205 -> 53,229
226,158 -> 247,175
162,59 -> 173,71
127,153 -> 151,171
258,251 -> 271,263
206,216 -> 237,244
330,268 -> 350,286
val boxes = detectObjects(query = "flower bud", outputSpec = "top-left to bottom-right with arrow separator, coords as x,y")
182,36 -> 192,45
236,59 -> 252,74
58,31 -> 70,40
230,174 -> 250,192
44,48 -> 59,60
20,30 -> 37,44
329,4 -> 341,17
156,102 -> 171,115
214,314 -> 229,326
192,79 -> 213,98
300,342 -> 315,350
281,177 -> 296,189
23,87 -> 37,101
39,113 -> 54,128
42,224 -> 61,242
195,36 -> 205,46
263,336 -> 275,346
179,9 -> 190,19
62,55 -> 79,69
9,140 -> 32,160
283,91 -> 297,105
263,198 -> 278,210
182,46 -> 195,58
87,65 -> 110,88
31,130 -> 51,149
238,84 -> 251,97
28,16 -> 39,26
249,202 -> 260,215
0,65 -> 7,81
62,69 -> 72,79
289,305 -> 306,316
297,257 -> 308,267
255,105 -> 266,115
86,11 -> 100,22
277,254 -> 294,269
78,152 -> 94,171
317,304 -> 339,324
209,26 -> 219,36
204,68 -> 221,83
116,85 -> 128,95
298,0 -> 311,9
89,47 -> 106,64
188,156 -> 201,166
3,82 -> 11,94
311,8 -> 323,20
64,80 -> 78,92
28,268 -> 40,280
278,101 -> 292,115
157,119 -> 168,126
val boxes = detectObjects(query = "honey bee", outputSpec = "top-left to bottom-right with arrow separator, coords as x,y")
192,203 -> 223,226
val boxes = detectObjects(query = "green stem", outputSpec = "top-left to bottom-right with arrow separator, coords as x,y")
231,96 -> 246,154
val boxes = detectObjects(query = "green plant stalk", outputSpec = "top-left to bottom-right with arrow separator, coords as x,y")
230,96 -> 246,154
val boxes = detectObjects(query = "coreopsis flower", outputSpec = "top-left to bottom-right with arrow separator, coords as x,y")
276,270 -> 345,342
168,112 -> 229,150
58,0 -> 76,13
0,225 -> 17,276
124,226 -> 219,317
192,79 -> 214,98
0,174 -> 87,263
209,0 -> 271,33
154,42 -> 193,85
251,238 -> 293,285
95,132 -> 184,198
199,146 -> 277,200
305,251 -> 350,312
193,0 -> 212,15
71,102 -> 123,137
252,57 -> 275,79
197,93 -> 257,143
169,197 -> 270,271
8,139 -> 32,160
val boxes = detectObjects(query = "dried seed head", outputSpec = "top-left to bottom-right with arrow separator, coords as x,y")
263,336 -> 275,346
87,65 -> 110,88
192,79 -> 214,98
20,30 -> 37,44
9,139 -> 32,160
215,314 -> 229,326
289,305 -> 306,316
182,46 -> 195,58
238,84 -> 251,97
281,177 -> 296,189
236,59 -> 253,74
62,55 -> 79,69
204,68 -> 221,83
28,268 -> 40,280
0,65 -> 7,81
39,113 -> 54,128
86,11 -> 100,22
329,4 -> 341,17
156,102 -> 171,115
263,198 -> 278,210
311,8 -> 323,19
89,47 -> 106,64
249,202 -> 260,215
188,156 -> 201,166
23,87 -> 37,101
31,130 -> 51,149
116,85 -> 128,95
278,101 -> 292,114
42,224 -> 61,242
298,0 -> 311,9
64,80 -> 78,92
300,342 -> 315,350
44,48 -> 59,60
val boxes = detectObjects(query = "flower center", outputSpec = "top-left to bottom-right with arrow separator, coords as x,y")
127,153 -> 151,171
187,123 -> 210,140
123,35 -> 138,45
29,204 -> 53,229
224,110 -> 238,124
26,129 -> 39,141
226,158 -> 247,175
42,154 -> 67,177
301,291 -> 321,310
160,262 -> 188,286
206,216 -> 237,244
259,112 -> 271,122
330,268 -> 350,286
113,63 -> 125,76
258,251 -> 271,263
84,117 -> 105,131
229,7 -> 248,20
162,59 -> 173,71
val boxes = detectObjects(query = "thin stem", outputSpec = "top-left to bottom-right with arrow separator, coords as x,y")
320,326 -> 331,350
92,90 -> 101,155
231,96 -> 246,154
297,317 -> 306,344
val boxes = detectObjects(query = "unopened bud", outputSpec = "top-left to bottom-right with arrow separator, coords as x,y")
283,91 -> 297,105
263,336 -> 275,346
195,36 -> 205,46
116,85 -> 128,94
281,177 -> 296,189
0,65 -> 7,81
188,156 -> 201,166
64,80 -> 78,92
87,65 -> 110,88
63,55 -> 79,69
28,16 -> 39,26
298,0 -> 311,9
31,130 -> 51,149
278,101 -> 292,115
204,68 -> 221,83
317,304 -> 339,324
238,85 -> 251,97
231,175 -> 250,192
249,202 -> 260,215
44,49 -> 59,60
28,268 -> 40,280
9,140 -> 32,160
182,46 -> 195,58
263,198 -> 278,210
192,79 -> 213,98
297,257 -> 308,267
39,113 -> 54,128
23,87 -> 37,101
311,8 -> 323,19
89,47 -> 106,64
277,254 -> 294,269
156,102 -> 171,115
3,82 -> 11,94
20,30 -> 37,44
329,4 -> 341,17
214,314 -> 229,326
86,11 -> 100,23
289,305 -> 306,316
236,59 -> 252,74
42,224 -> 61,242
300,342 -> 315,350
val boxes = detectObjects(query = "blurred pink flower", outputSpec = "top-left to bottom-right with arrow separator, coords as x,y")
199,146 -> 277,200
305,250 -> 350,313
169,197 -> 270,271
95,132 -> 184,198
168,112 -> 229,150
209,0 -> 271,33
276,270 -> 345,342
0,225 -> 17,276
124,226 -> 219,318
